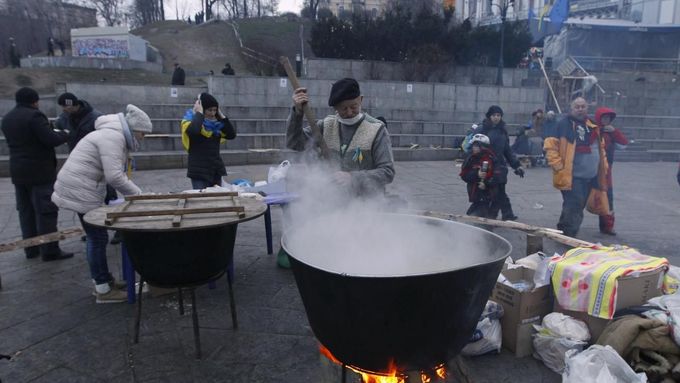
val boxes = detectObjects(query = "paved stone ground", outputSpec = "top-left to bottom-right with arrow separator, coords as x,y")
0,161 -> 678,383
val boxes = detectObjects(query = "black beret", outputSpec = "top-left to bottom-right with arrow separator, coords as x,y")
15,87 -> 39,105
57,92 -> 79,106
328,78 -> 360,107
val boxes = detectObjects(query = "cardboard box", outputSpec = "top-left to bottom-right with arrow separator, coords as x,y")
491,267 -> 553,357
554,268 -> 665,341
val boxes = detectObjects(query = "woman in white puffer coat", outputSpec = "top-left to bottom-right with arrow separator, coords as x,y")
52,104 -> 152,303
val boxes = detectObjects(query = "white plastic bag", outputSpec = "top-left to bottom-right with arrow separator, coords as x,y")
647,292 -> 680,346
541,312 -> 590,342
532,313 -> 590,373
461,318 -> 502,356
562,345 -> 648,383
268,160 -> 291,183
461,301 -> 503,356
532,333 -> 587,373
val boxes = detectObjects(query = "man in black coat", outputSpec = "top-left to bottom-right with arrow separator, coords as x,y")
1,88 -> 73,261
171,63 -> 186,86
55,92 -> 102,151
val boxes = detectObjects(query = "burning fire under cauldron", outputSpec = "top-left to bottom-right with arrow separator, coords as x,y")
282,212 -> 512,382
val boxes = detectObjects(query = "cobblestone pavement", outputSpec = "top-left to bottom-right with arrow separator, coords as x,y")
0,161 -> 678,382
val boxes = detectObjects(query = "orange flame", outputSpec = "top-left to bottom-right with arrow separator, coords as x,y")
350,360 -> 405,383
435,364 -> 447,379
318,344 -> 447,383
319,344 -> 342,365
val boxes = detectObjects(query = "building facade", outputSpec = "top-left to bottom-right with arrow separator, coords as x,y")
318,0 -> 451,17
458,0 -> 680,25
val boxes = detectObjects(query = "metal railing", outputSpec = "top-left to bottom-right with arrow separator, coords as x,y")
572,56 -> 680,74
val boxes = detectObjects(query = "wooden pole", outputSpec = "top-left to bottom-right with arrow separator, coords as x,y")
0,227 -> 84,254
421,210 -> 597,248
279,56 -> 330,158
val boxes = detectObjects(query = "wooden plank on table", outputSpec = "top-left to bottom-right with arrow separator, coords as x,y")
106,206 -> 246,224
105,201 -> 131,226
171,199 -> 187,227
0,227 -> 83,254
125,192 -> 237,201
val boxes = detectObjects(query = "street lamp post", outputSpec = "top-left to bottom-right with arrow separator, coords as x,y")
495,0 -> 514,86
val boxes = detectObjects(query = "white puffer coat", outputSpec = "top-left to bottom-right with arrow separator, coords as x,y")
52,113 -> 142,214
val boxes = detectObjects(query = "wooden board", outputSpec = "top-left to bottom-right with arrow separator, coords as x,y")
85,193 -> 267,232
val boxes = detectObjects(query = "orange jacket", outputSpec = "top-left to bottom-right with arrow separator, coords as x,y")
543,115 -> 608,191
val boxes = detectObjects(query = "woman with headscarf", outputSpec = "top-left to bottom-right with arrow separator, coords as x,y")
181,93 -> 237,189
52,104 -> 152,303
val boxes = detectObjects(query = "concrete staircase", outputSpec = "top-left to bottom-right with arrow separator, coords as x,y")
1,102 -> 678,177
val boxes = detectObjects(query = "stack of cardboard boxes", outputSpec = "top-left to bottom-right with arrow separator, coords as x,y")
491,259 -> 665,357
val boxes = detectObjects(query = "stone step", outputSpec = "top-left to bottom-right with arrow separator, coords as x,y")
0,147 -> 460,177
620,127 -> 680,140
616,149 -> 680,162
630,139 -> 680,151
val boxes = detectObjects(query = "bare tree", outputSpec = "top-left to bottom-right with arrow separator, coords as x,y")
87,0 -> 125,26
303,0 -> 321,19
131,0 -> 165,26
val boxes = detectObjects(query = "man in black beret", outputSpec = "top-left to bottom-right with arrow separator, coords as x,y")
286,78 -> 395,196
1,87 -> 73,261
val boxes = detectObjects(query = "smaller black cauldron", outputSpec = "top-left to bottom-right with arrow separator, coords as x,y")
121,225 -> 237,288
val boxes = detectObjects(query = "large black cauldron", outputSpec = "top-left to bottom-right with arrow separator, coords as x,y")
282,213 -> 511,373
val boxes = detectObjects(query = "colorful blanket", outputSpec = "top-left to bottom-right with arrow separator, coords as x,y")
549,246 -> 668,319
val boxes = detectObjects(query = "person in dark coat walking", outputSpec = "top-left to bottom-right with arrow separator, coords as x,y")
221,63 -> 235,76
47,37 -> 55,56
8,37 -> 21,68
180,93 -> 237,189
171,63 -> 185,86
1,88 -> 73,261
476,105 -> 524,220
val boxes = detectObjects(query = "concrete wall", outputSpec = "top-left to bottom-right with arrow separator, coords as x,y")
208,76 -> 545,116
0,77 -> 544,120
305,58 -> 531,87
19,56 -> 163,72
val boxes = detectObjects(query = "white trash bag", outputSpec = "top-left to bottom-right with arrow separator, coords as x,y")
532,333 -> 586,373
542,312 -> 590,342
461,301 -> 504,356
532,313 -> 590,373
268,160 -> 291,183
563,345 -> 648,383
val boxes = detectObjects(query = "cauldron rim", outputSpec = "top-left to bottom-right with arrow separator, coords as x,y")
281,213 -> 512,278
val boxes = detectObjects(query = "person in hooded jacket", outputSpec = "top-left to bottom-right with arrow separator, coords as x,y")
459,134 -> 501,218
476,105 -> 524,221
52,104 -> 153,303
595,107 -> 628,235
180,92 -> 236,189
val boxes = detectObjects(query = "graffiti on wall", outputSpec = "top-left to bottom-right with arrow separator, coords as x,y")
73,38 -> 129,58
